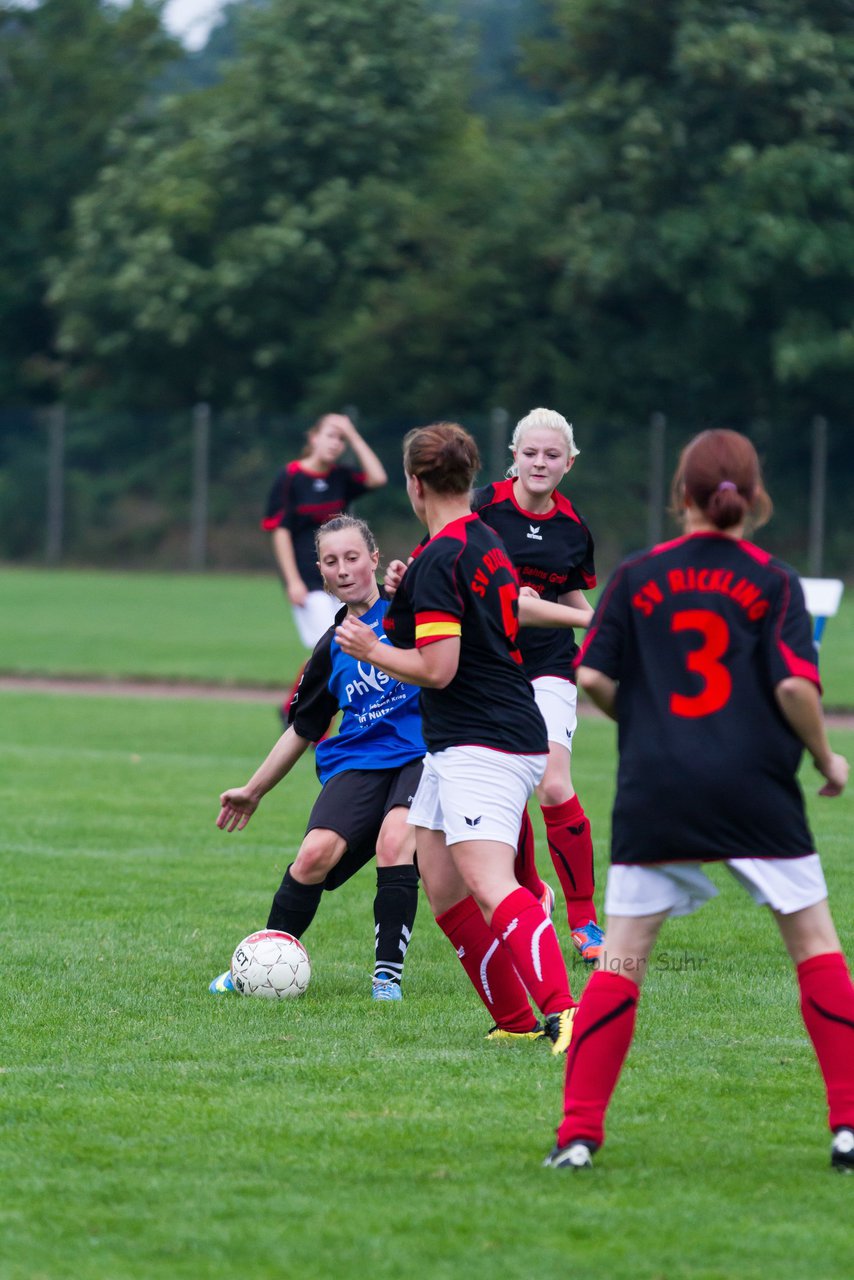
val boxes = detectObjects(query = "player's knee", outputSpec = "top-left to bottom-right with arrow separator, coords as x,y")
537,777 -> 574,808
293,834 -> 339,881
375,833 -> 414,867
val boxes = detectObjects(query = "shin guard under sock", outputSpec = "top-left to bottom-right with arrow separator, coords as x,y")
267,864 -> 323,936
557,969 -> 639,1149
541,794 -> 596,929
374,865 -> 419,983
490,887 -> 573,1018
513,807 -> 547,900
798,951 -> 854,1132
435,896 -> 536,1033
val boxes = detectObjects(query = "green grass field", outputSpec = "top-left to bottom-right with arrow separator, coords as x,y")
1,566 -> 852,705
1,567 -> 853,1278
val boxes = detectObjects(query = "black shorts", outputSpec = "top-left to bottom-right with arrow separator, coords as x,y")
306,759 -> 423,891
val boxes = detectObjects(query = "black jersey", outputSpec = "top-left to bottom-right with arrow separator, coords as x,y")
473,479 -> 596,679
383,514 -> 548,756
262,461 -> 368,589
576,531 -> 821,865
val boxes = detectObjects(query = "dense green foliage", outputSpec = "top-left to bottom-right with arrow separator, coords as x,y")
0,0 -> 177,403
1,689 -> 853,1278
1,0 -> 853,567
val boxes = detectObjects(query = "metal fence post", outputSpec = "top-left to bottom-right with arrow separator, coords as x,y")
489,407 -> 509,481
647,412 -> 666,547
45,403 -> 66,565
808,415 -> 827,576
190,402 -> 211,571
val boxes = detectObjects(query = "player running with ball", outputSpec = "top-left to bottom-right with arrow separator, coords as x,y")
545,429 -> 854,1172
212,515 -> 423,1002
337,422 -> 578,1051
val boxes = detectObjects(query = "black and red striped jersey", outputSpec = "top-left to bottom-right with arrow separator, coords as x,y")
262,462 -> 368,589
472,479 -> 596,679
575,531 -> 821,865
383,514 -> 548,756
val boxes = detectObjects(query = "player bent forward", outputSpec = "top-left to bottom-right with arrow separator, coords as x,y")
212,515 -> 424,1001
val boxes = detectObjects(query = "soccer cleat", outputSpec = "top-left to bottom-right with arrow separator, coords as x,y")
543,1139 -> 598,1170
539,881 -> 556,917
209,970 -> 235,993
544,1006 -> 577,1055
486,1022 -> 546,1042
831,1127 -> 854,1173
571,919 -> 605,963
372,972 -> 403,1001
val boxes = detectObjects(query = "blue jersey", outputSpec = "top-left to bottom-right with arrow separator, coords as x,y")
289,597 -> 425,784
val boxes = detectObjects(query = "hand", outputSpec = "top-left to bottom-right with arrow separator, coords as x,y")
287,580 -> 309,607
217,787 -> 260,832
816,752 -> 849,797
335,615 -> 382,661
330,413 -> 358,444
383,559 -> 407,596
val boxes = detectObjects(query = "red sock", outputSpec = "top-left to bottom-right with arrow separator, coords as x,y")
557,970 -> 639,1149
541,794 -> 596,930
490,887 -> 573,1018
435,896 -> 537,1033
797,952 -> 854,1131
513,807 -> 547,900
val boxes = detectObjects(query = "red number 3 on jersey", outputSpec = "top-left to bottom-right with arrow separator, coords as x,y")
670,609 -> 732,718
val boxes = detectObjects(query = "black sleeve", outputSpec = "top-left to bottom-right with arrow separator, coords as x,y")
288,628 -> 339,740
262,468 -> 291,531
470,484 -> 494,513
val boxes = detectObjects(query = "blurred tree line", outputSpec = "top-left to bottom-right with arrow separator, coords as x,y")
1,0 -> 853,570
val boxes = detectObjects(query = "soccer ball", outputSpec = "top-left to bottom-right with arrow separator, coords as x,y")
230,929 -> 311,999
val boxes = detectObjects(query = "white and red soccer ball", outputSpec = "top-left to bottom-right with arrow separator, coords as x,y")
230,929 -> 311,999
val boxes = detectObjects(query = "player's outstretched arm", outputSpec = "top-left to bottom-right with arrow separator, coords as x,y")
216,725 -> 313,832
775,676 -> 849,797
576,664 -> 619,721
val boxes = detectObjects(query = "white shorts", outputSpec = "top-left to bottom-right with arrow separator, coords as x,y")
408,746 -> 546,848
532,676 -> 578,750
292,591 -> 340,648
604,854 -> 828,919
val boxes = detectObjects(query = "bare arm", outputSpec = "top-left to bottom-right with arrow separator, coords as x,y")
518,587 -> 594,631
576,664 -> 618,721
335,616 -> 459,689
339,419 -> 388,489
775,676 -> 849,797
271,527 -> 308,606
217,725 -> 313,831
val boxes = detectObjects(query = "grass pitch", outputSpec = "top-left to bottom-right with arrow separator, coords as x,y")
1,689 -> 853,1280
1,565 -> 852,706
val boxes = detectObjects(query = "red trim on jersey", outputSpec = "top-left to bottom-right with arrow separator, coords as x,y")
427,513 -> 478,544
778,640 -> 821,687
736,539 -> 773,565
295,499 -> 348,518
573,626 -> 598,667
261,513 -> 283,530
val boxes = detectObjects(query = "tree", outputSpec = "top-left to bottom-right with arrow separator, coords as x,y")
52,0 -> 468,410
522,0 -> 854,431
0,0 -> 177,403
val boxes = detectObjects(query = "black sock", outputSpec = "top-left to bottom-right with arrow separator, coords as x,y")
373,865 -> 419,982
267,865 -> 323,937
